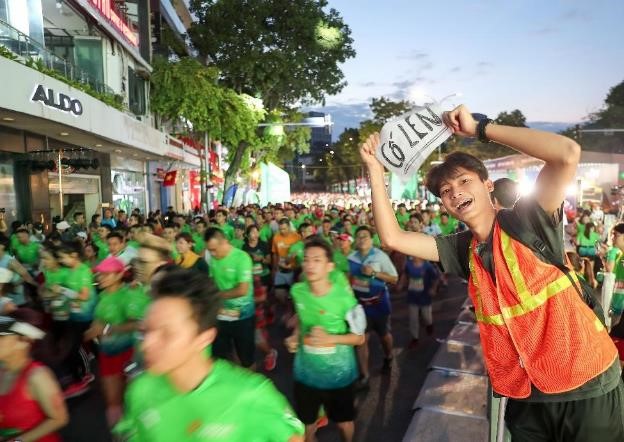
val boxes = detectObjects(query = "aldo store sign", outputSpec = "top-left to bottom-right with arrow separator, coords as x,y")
31,84 -> 84,116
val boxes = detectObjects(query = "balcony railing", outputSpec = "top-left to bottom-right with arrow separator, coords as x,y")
0,18 -> 114,96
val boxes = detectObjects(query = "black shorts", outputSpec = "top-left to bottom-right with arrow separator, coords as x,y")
366,314 -> 391,336
213,316 -> 255,368
294,381 -> 355,424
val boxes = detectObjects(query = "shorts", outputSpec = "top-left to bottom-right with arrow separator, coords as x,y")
213,316 -> 255,368
612,338 -> 624,361
274,271 -> 294,289
366,314 -> 391,336
294,381 -> 355,424
99,348 -> 134,377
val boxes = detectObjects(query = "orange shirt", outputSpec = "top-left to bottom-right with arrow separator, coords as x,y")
272,232 -> 301,268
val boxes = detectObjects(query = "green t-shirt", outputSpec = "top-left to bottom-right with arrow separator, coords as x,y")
92,234 -> 110,261
64,263 -> 97,321
192,233 -> 205,255
436,217 -> 459,235
127,240 -> 140,250
44,267 -> 70,321
94,285 -> 138,355
396,212 -> 409,229
13,241 -> 40,267
116,359 -> 304,442
288,241 -> 305,267
333,250 -> 350,276
181,224 -> 192,234
214,223 -> 235,241
259,224 -> 273,244
231,238 -> 244,250
291,281 -> 359,389
577,231 -> 601,248
209,248 -> 254,320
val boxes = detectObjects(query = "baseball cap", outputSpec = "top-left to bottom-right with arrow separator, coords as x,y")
93,256 -> 125,273
338,233 -> 353,243
76,231 -> 88,240
56,221 -> 71,230
0,268 -> 13,284
0,316 -> 45,340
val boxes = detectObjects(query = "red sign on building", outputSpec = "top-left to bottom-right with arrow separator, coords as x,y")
88,0 -> 139,47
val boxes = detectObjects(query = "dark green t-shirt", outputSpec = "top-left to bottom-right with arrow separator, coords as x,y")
435,197 -> 621,403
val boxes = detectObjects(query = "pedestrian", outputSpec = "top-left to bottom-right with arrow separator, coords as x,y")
174,232 -> 208,274
286,238 -> 365,442
115,269 -> 305,441
348,226 -> 398,388
360,104 -> 623,441
205,228 -> 256,369
0,316 -> 69,442
401,256 -> 439,348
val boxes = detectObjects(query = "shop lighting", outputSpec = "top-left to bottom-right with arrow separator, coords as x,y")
95,144 -> 102,147
114,149 -> 122,153
59,132 -> 69,136
1,117 -> 15,122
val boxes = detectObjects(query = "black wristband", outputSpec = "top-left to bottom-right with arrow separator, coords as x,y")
477,118 -> 493,143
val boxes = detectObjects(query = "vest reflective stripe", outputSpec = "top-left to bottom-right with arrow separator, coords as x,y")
469,230 -> 598,326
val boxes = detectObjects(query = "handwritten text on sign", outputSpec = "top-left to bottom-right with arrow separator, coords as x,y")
376,104 -> 452,179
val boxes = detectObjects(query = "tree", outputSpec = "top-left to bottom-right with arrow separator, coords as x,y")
150,57 -> 264,204
358,97 -> 413,142
188,0 -> 355,110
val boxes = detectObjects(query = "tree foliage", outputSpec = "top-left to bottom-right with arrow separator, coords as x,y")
188,0 -> 355,110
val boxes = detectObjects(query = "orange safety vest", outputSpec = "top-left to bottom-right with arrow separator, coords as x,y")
468,222 -> 617,399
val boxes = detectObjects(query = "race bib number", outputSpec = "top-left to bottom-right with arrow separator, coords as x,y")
217,308 -> 241,321
352,277 -> 370,293
409,277 -> 425,292
303,336 -> 336,355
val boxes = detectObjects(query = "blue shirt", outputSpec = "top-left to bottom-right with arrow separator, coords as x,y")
347,248 -> 397,317
404,258 -> 438,305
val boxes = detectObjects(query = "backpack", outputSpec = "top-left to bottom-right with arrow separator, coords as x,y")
496,209 -> 606,326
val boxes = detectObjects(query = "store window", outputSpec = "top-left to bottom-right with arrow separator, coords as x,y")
112,170 -> 146,214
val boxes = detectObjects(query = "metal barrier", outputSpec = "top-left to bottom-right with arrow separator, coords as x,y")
0,18 -> 113,95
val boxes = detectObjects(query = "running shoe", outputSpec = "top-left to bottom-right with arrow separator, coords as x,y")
63,373 -> 95,399
264,349 -> 278,372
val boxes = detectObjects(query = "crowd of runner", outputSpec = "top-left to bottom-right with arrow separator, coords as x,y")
2,178 -> 624,440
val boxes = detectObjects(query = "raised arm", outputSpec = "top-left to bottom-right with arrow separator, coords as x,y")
360,133 -> 439,261
444,105 -> 581,214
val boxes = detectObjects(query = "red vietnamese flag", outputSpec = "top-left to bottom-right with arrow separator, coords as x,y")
163,170 -> 177,187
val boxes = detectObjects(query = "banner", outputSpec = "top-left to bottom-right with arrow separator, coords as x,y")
163,170 -> 177,187
260,162 -> 291,207
377,103 -> 452,181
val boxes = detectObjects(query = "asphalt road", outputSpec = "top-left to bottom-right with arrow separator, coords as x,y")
60,278 -> 467,442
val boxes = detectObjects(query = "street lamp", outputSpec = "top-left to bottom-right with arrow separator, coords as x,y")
330,150 -> 334,155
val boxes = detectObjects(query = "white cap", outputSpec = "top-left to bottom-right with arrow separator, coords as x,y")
56,221 -> 71,230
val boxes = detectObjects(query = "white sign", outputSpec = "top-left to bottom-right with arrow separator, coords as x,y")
376,103 -> 452,180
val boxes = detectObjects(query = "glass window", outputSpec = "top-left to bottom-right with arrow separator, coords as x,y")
128,67 -> 146,116
73,37 -> 104,90
112,170 -> 146,214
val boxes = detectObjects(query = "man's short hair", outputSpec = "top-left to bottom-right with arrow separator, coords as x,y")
278,217 -> 290,226
107,231 -> 125,242
491,178 -> 519,209
204,227 -> 226,242
152,268 -> 222,331
304,237 -> 334,263
355,225 -> 373,237
73,212 -> 84,220
298,222 -> 311,234
99,224 -> 113,234
216,209 -> 228,217
425,152 -> 489,197
15,228 -> 29,235
175,232 -> 194,244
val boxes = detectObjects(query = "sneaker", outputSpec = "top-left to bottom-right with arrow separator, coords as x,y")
408,338 -> 419,349
355,376 -> 370,392
316,415 -> 329,429
381,358 -> 393,374
264,349 -> 278,372
63,373 -> 95,399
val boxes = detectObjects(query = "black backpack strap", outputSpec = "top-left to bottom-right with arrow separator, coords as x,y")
495,210 -> 589,304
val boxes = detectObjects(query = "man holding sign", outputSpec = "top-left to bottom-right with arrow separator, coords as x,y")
360,104 -> 623,441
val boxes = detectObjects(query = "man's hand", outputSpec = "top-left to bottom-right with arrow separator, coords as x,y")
442,105 -> 478,138
309,326 -> 335,347
285,334 -> 298,353
359,133 -> 385,175
361,265 -> 374,277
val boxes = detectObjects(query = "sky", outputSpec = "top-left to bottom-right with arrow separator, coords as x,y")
310,0 -> 624,138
